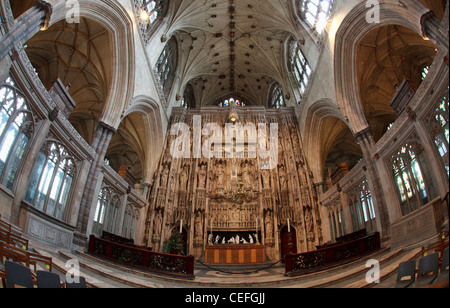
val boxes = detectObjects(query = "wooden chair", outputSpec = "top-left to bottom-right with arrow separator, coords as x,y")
395,260 -> 416,288
412,252 -> 440,288
65,276 -> 87,288
4,260 -> 34,288
36,270 -> 62,288
436,247 -> 449,284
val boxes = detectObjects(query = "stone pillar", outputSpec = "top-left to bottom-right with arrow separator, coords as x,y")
354,128 -> 390,242
421,10 -> 449,50
0,0 -> 52,60
74,121 -> 116,247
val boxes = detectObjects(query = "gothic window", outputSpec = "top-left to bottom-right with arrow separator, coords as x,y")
218,97 -> 245,107
134,0 -> 168,44
348,180 -> 375,232
24,141 -> 76,221
93,187 -> 121,236
289,39 -> 312,97
360,181 -> 375,222
428,91 -> 449,176
421,66 -> 430,81
122,204 -> 139,240
0,77 -> 34,190
268,83 -> 286,109
391,143 -> 433,216
156,37 -> 177,99
297,0 -> 334,35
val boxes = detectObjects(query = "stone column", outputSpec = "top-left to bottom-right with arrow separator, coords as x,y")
421,10 -> 449,50
74,121 -> 116,247
0,0 -> 52,60
354,128 -> 390,242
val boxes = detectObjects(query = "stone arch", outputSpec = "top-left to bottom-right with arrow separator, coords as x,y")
334,0 -> 430,134
303,99 -> 348,182
46,0 -> 136,129
118,96 -> 165,183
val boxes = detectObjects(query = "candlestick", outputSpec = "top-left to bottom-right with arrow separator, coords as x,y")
287,218 -> 290,233
180,219 -> 183,233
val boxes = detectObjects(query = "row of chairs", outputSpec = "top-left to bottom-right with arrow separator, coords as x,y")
2,260 -> 86,288
0,214 -> 29,250
396,247 -> 449,288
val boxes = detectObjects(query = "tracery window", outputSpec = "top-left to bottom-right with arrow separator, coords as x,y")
134,0 -> 168,45
218,97 -> 245,107
156,37 -> 177,99
348,180 -> 375,232
428,91 -> 449,176
289,40 -> 312,97
268,83 -> 286,109
92,187 -> 121,236
390,143 -> 435,216
0,77 -> 34,190
24,141 -> 76,221
297,0 -> 334,35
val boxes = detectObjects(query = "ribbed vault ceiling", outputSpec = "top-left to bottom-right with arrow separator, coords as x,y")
167,0 -> 303,107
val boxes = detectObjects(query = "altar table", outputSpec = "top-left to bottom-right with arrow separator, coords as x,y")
205,244 -> 265,264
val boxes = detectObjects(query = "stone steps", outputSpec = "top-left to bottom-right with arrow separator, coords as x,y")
30,237 -> 422,288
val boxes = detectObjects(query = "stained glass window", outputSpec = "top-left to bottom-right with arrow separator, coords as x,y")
268,83 -> 286,109
429,91 -> 449,176
391,144 -> 430,216
288,39 -> 312,99
24,141 -> 76,221
0,77 -> 34,190
297,0 -> 334,35
134,0 -> 167,44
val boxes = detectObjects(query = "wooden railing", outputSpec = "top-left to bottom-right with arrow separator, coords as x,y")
285,232 -> 381,276
88,235 -> 195,279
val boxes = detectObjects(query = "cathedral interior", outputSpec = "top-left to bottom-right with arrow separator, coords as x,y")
0,0 -> 449,288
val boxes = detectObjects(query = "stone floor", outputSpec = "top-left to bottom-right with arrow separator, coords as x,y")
28,238 -> 425,289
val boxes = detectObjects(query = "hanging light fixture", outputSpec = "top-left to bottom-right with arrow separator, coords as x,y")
228,98 -> 239,123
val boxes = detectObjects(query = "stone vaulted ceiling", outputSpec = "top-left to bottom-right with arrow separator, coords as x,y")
167,0 -> 303,107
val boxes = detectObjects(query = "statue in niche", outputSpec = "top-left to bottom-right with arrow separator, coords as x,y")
195,214 -> 203,239
154,211 -> 162,234
248,234 -> 254,244
179,165 -> 189,191
216,162 -> 225,189
279,165 -> 287,190
242,162 -> 252,190
160,165 -> 169,187
198,163 -> 207,188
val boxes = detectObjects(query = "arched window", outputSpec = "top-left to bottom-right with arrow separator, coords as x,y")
24,141 -> 76,221
289,39 -> 312,97
268,82 -> 286,109
0,77 -> 34,190
297,0 -> 334,35
391,143 -> 434,216
428,91 -> 449,176
156,37 -> 177,99
92,187 -> 121,236
218,97 -> 245,107
348,180 -> 375,232
134,0 -> 168,44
